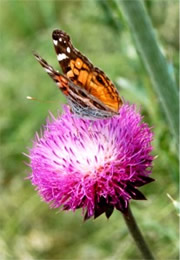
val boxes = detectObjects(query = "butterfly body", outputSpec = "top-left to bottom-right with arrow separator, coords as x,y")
34,29 -> 123,119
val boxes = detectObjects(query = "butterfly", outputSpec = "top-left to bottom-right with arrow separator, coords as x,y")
34,29 -> 123,119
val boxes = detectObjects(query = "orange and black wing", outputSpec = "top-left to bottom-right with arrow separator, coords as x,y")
52,29 -> 122,112
34,53 -> 119,119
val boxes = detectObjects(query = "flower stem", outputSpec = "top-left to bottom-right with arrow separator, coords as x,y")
123,206 -> 155,260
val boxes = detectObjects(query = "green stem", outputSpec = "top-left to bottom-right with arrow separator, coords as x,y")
119,0 -> 178,143
123,207 -> 155,260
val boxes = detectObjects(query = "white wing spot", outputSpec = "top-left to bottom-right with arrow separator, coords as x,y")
59,38 -> 62,42
67,47 -> 71,53
53,40 -> 58,46
57,53 -> 68,61
64,40 -> 66,44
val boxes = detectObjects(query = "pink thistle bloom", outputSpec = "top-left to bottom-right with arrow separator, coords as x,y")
27,104 -> 154,220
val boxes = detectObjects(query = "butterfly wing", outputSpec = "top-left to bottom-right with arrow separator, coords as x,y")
34,53 -> 119,119
52,29 -> 123,112
34,53 -> 69,96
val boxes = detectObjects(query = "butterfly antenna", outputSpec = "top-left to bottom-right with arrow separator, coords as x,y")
26,96 -> 55,104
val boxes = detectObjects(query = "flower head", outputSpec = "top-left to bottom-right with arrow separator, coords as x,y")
28,104 -> 154,220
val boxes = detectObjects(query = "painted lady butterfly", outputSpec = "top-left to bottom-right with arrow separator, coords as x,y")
34,29 -> 123,119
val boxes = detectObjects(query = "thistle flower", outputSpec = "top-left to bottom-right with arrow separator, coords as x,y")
27,104 -> 154,220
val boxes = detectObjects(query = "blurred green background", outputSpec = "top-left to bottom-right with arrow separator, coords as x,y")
0,1 -> 178,259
